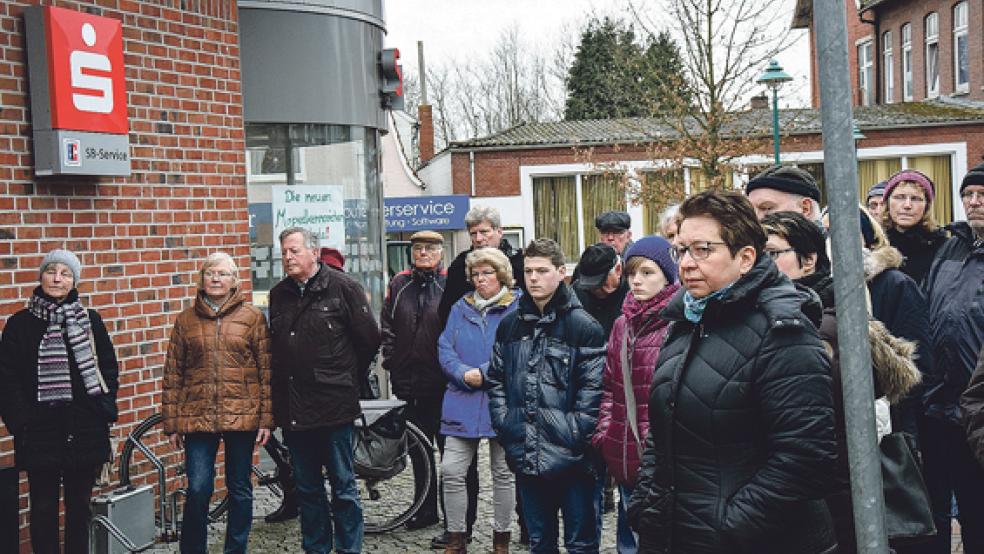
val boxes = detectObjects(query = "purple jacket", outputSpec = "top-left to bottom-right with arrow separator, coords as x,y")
592,282 -> 679,486
439,288 -> 521,438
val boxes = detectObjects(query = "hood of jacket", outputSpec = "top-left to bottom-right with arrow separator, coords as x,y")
868,318 -> 921,404
863,245 -> 904,282
193,287 -> 246,319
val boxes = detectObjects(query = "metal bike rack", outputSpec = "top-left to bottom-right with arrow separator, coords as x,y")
126,430 -> 172,540
89,514 -> 155,553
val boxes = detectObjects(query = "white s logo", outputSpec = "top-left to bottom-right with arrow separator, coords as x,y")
70,23 -> 113,114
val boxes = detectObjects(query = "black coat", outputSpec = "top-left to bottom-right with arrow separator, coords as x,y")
574,278 -> 629,338
0,288 -> 119,470
380,266 -> 447,398
438,238 -> 524,324
627,256 -> 837,554
486,283 -> 606,479
269,264 -> 381,431
886,226 -> 948,286
925,222 -> 984,425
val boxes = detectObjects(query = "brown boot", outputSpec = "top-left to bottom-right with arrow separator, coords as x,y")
443,531 -> 468,554
492,530 -> 511,553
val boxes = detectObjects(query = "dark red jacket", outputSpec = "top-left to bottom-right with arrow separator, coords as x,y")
592,282 -> 679,486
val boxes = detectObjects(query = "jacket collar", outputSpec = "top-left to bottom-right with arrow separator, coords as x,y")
517,282 -> 579,323
623,282 -> 680,333
194,287 -> 245,319
862,245 -> 904,281
464,287 -> 518,310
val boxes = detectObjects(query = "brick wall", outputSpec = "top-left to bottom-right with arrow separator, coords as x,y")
0,1 -> 247,550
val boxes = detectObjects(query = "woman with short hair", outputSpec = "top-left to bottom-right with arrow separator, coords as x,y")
880,169 -> 947,284
627,190 -> 837,553
0,249 -> 119,554
438,247 -> 521,553
163,252 -> 272,554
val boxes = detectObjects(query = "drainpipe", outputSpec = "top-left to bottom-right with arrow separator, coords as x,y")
469,150 -> 476,197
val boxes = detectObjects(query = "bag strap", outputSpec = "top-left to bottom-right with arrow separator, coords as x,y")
621,328 -> 642,449
88,327 -> 109,394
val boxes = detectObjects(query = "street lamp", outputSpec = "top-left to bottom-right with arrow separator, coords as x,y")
757,59 -> 793,165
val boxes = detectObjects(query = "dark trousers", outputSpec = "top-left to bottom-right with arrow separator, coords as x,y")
517,472 -> 600,554
917,416 -> 984,554
0,468 -> 19,554
27,465 -> 98,554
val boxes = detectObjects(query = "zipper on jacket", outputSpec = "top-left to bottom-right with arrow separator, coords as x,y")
214,316 -> 222,426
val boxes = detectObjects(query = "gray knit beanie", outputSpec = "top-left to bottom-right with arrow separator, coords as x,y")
40,249 -> 82,283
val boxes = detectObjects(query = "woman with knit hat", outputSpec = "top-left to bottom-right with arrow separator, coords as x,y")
592,235 -> 680,554
0,249 -> 119,554
880,169 -> 948,284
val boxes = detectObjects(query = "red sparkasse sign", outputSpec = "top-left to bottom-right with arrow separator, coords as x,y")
44,5 -> 127,135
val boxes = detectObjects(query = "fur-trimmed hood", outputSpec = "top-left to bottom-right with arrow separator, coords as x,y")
862,246 -> 904,282
868,318 -> 921,404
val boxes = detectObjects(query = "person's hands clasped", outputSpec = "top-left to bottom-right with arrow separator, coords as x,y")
256,428 -> 271,446
168,433 -> 183,449
463,368 -> 484,388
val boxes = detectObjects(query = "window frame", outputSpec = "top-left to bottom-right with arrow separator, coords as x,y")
925,12 -> 940,98
953,1 -> 969,93
902,23 -> 913,100
858,39 -> 874,106
883,30 -> 894,103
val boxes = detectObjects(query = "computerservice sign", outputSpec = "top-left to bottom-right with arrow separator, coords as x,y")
384,195 -> 469,232
25,6 -> 130,176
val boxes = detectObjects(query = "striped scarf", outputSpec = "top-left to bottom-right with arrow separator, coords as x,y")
28,292 -> 102,403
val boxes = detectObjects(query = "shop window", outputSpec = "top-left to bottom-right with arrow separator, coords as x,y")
902,24 -> 913,100
246,123 -> 384,312
925,13 -> 939,98
581,173 -> 626,247
533,176 -> 579,263
883,31 -> 894,104
858,40 -> 874,106
953,2 -> 969,93
908,155 -> 953,224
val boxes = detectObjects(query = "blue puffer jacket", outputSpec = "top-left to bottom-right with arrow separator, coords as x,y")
439,288 -> 521,438
486,283 -> 606,478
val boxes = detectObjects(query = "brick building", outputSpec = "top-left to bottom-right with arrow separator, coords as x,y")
0,1 -> 392,550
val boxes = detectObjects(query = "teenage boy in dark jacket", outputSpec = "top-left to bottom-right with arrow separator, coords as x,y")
487,238 -> 607,554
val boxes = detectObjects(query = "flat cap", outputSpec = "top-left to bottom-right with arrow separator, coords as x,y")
575,243 -> 618,290
409,230 -> 444,244
594,211 -> 631,232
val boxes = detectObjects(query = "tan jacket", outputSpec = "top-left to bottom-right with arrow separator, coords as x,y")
163,288 -> 273,435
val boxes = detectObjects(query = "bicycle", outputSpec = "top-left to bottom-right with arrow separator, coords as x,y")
118,399 -> 434,541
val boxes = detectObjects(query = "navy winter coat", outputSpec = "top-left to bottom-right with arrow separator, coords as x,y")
627,256 -> 837,554
486,283 -> 606,478
438,288 -> 520,438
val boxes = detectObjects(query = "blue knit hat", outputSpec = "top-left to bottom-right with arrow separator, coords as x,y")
624,235 -> 677,284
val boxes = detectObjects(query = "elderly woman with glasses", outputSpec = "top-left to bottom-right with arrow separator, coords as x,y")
437,247 -> 521,553
163,252 -> 272,554
880,169 -> 948,284
626,190 -> 837,554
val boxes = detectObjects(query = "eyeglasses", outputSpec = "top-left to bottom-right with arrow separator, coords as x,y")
470,269 -> 497,280
668,241 -> 726,263
961,190 -> 984,202
889,194 -> 926,204
411,244 -> 442,253
204,270 -> 234,279
764,247 -> 795,260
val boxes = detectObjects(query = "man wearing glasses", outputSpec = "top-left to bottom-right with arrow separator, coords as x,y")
380,230 -> 448,531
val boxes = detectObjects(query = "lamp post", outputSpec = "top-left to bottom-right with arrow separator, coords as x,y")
757,60 -> 793,165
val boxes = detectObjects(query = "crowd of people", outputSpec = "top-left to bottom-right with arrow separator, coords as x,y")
1,160 -> 984,554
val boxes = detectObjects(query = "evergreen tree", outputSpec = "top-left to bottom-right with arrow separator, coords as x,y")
564,19 -> 687,121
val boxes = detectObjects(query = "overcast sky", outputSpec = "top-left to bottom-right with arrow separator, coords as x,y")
383,0 -> 813,110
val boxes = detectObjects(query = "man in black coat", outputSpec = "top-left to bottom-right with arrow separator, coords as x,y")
573,243 -> 629,337
269,227 -> 380,554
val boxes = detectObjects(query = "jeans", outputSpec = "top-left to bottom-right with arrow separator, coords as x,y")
27,465 -> 98,554
180,431 -> 256,554
0,468 -> 20,554
917,416 -> 984,554
442,437 -> 514,533
616,485 -> 638,554
285,424 -> 363,553
517,472 -> 600,554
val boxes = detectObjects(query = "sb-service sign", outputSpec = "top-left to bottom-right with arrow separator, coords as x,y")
25,6 -> 130,176
384,195 -> 469,232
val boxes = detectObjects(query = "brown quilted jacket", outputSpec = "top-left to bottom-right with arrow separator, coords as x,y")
163,288 -> 273,435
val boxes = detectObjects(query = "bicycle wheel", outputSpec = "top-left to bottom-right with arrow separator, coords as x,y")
361,421 -> 434,534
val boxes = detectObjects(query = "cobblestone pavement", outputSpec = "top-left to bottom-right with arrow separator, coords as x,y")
145,441 -> 620,553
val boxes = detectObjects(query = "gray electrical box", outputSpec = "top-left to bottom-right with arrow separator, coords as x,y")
91,485 -> 156,553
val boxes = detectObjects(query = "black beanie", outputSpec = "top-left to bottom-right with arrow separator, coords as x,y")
962,161 -> 984,193
746,167 -> 822,202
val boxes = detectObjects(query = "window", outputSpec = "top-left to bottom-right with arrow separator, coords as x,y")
858,40 -> 874,106
883,31 -> 894,103
954,2 -> 969,92
925,13 -> 939,98
532,176 -> 579,263
902,23 -> 913,100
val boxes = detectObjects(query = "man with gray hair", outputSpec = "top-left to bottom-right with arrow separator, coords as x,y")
268,226 -> 380,553
745,165 -> 824,225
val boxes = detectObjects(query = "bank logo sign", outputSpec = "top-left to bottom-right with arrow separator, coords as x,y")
25,6 -> 130,176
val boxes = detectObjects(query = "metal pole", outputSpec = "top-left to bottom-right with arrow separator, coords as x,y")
417,41 -> 428,105
771,87 -> 781,164
813,0 -> 889,552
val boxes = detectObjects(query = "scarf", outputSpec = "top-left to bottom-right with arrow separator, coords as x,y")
682,283 -> 735,323
472,286 -> 508,312
28,291 -> 102,402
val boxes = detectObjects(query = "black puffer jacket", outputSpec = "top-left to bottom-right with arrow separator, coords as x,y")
0,288 -> 119,470
627,256 -> 837,554
269,264 -> 381,431
886,225 -> 948,286
438,239 -> 524,324
381,266 -> 447,399
486,283 -> 606,479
